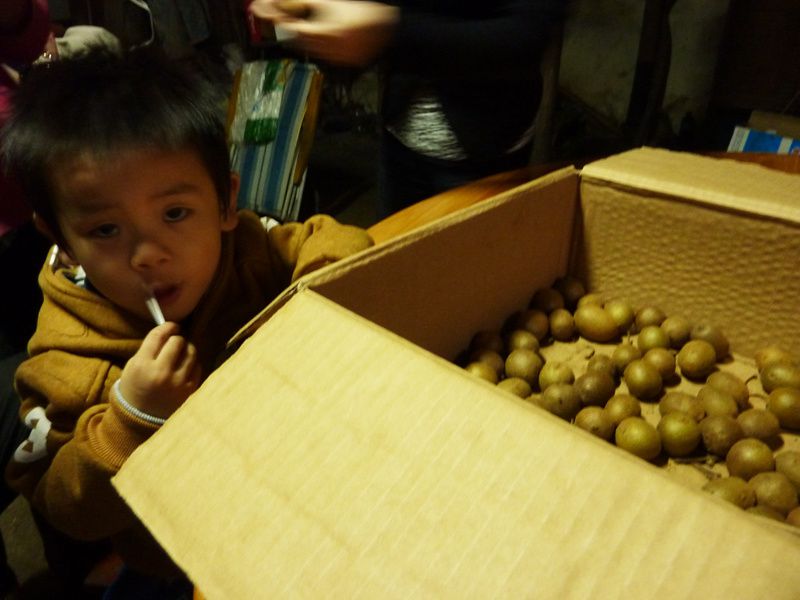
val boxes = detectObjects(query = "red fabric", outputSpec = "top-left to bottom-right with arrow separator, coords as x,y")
1,0 -> 50,237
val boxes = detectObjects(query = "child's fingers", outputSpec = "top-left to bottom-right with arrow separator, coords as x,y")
138,322 -> 180,358
155,334 -> 190,371
173,342 -> 198,384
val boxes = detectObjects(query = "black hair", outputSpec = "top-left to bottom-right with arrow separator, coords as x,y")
1,46 -> 233,243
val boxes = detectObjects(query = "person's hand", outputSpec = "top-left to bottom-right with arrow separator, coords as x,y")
249,0 -> 400,67
118,322 -> 201,420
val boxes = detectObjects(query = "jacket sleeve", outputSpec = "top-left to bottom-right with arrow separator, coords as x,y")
267,214 -> 374,281
6,351 -> 160,541
386,0 -> 567,81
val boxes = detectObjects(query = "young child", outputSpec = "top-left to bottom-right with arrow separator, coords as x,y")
1,46 -> 373,589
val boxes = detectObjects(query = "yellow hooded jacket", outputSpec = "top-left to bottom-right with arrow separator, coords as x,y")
7,211 -> 373,575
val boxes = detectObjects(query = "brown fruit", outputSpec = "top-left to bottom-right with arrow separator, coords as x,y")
642,348 -> 676,380
465,361 -> 498,384
690,323 -> 730,361
700,415 -> 744,456
736,408 -> 781,441
775,451 -> 800,492
505,349 -> 544,385
660,391 -> 705,422
623,360 -> 662,401
549,308 -> 575,341
586,354 -> 615,379
506,329 -> 540,353
611,343 -> 642,376
540,383 -> 581,421
637,325 -> 670,353
634,305 -> 666,331
766,387 -> 800,430
530,287 -> 565,314
576,292 -> 604,308
657,412 -> 701,457
574,406 -> 615,441
677,339 -> 717,380
574,305 -> 619,343
497,377 -> 532,398
552,276 -> 586,309
748,471 -> 799,516
787,507 -> 800,528
746,505 -> 786,522
702,476 -> 755,509
660,315 -> 691,349
538,360 -> 574,391
526,393 -> 544,408
706,371 -> 750,410
697,386 -> 739,418
615,417 -> 661,461
726,438 -> 775,481
604,299 -> 635,333
604,394 -> 641,426
515,309 -> 549,341
468,349 -> 505,376
469,330 -> 504,355
574,371 -> 617,407
761,363 -> 800,394
754,346 -> 796,371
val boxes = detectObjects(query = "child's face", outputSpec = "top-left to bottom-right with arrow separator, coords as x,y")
48,147 -> 239,323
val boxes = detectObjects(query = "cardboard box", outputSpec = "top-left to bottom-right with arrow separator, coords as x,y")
114,148 -> 800,598
728,125 -> 800,155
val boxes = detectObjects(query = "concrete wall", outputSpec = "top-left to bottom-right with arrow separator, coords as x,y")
560,0 -> 731,133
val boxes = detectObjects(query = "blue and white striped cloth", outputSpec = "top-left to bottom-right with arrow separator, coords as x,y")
230,60 -> 321,222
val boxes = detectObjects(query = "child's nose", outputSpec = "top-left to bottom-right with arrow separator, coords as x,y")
130,237 -> 169,271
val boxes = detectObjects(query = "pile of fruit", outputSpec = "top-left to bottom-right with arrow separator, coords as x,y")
457,276 -> 800,528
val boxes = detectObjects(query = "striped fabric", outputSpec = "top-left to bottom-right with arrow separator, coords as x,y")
229,60 -> 322,222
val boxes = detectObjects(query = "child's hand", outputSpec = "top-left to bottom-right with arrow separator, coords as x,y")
118,323 -> 201,420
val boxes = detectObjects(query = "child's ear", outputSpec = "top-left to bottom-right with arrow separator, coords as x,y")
221,172 -> 240,232
33,213 -> 79,266
32,212 -> 56,242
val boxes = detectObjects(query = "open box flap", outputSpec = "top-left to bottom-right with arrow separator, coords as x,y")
228,167 -> 580,354
115,291 -> 800,599
582,147 -> 800,224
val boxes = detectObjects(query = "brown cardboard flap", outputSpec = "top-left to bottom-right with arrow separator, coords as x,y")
230,168 -> 579,358
309,169 -> 579,360
114,291 -> 800,599
582,147 -> 800,224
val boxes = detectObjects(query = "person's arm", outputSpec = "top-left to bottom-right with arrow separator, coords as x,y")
267,214 -> 374,280
7,352 -> 148,540
249,0 -> 567,79
0,0 -> 50,63
7,319 -> 196,540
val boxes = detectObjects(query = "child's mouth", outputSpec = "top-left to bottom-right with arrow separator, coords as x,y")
153,284 -> 180,307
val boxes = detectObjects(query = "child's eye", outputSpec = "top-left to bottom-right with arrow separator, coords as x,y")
164,207 -> 190,222
89,224 -> 119,238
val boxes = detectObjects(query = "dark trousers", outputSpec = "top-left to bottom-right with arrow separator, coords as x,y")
0,223 -> 48,594
0,352 -> 28,593
377,131 -> 533,219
